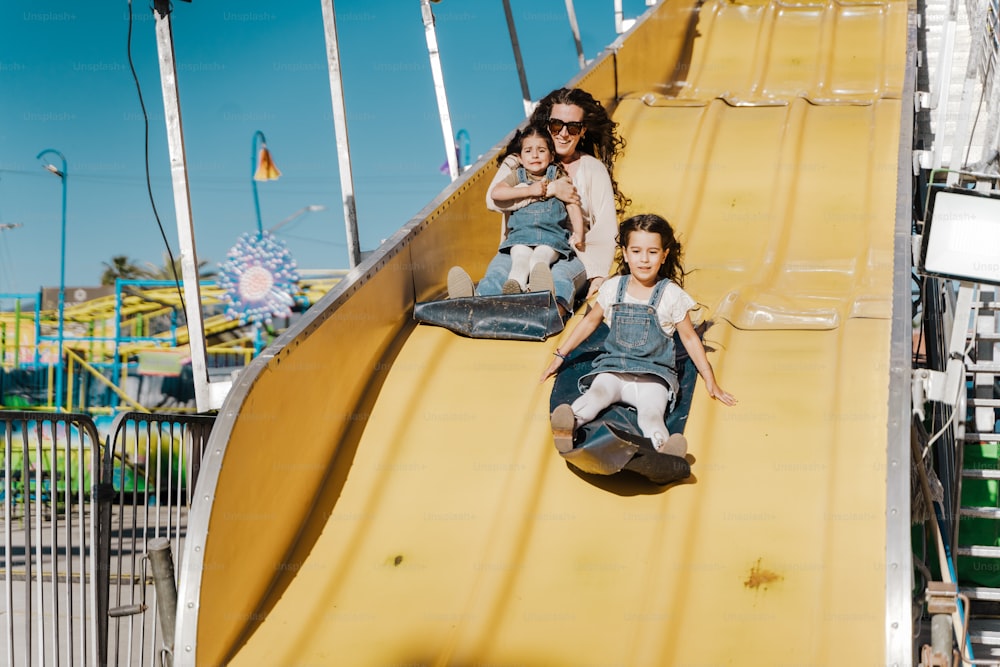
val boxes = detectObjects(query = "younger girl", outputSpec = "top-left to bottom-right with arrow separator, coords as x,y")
490,123 -> 585,294
540,214 -> 736,456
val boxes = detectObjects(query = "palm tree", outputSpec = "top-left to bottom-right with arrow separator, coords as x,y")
100,255 -> 150,285
144,252 -> 217,281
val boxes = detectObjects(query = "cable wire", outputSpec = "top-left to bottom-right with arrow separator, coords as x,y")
126,0 -> 187,322
921,289 -> 981,459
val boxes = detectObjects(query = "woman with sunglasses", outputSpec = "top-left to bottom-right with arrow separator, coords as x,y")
448,87 -> 628,317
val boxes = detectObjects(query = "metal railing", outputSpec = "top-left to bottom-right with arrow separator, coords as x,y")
97,411 -> 213,667
1,411 -> 101,666
0,409 -> 214,666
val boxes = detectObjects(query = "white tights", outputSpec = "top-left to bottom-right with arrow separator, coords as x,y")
571,372 -> 673,447
508,244 -> 558,289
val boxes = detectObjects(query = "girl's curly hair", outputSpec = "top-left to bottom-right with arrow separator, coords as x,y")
616,214 -> 684,287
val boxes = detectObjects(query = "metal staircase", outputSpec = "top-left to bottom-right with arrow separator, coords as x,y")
954,290 -> 1000,659
909,279 -> 1000,662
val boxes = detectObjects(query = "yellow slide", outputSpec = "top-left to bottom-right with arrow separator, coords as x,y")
176,0 -> 913,664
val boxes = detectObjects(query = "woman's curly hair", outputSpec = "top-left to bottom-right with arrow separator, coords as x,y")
529,87 -> 630,215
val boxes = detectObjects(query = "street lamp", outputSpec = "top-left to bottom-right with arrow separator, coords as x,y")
268,205 -> 325,234
251,130 -> 281,238
36,148 -> 67,412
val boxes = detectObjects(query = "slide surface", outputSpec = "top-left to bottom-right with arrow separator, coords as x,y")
176,0 -> 911,664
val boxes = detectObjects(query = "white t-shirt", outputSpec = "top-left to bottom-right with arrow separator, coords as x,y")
596,276 -> 696,336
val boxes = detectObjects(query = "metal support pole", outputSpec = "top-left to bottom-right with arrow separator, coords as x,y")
33,295 -> 40,367
932,0 -> 958,168
565,0 -> 586,67
455,129 -> 470,169
36,150 -> 67,412
944,283 -> 975,403
56,163 -> 66,412
320,0 -> 363,268
251,130 -> 267,238
420,0 -> 459,182
501,0 -> 533,117
13,297 -> 21,367
148,538 -> 178,667
93,444 -> 117,667
931,614 -> 953,659
112,281 -> 123,406
153,3 -> 212,412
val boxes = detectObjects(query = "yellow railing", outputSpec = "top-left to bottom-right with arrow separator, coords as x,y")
68,344 -> 254,414
2,340 -> 255,413
65,348 -> 148,413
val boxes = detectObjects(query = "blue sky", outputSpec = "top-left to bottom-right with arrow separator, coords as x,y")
0,1 -> 649,296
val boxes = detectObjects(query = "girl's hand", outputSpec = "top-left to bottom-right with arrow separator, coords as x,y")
570,233 -> 585,251
586,276 -> 605,298
706,382 -> 737,406
548,177 -> 580,206
540,357 -> 563,382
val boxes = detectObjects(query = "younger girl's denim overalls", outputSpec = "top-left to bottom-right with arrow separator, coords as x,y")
580,276 -> 679,396
498,165 -> 572,258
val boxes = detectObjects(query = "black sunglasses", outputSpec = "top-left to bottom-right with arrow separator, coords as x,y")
547,118 -> 585,136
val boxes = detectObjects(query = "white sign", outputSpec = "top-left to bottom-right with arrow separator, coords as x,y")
921,189 -> 1000,285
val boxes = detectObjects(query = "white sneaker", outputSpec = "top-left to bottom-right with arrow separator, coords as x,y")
551,404 -> 576,453
528,263 -> 555,296
502,279 -> 523,294
447,266 -> 475,299
654,433 -> 688,457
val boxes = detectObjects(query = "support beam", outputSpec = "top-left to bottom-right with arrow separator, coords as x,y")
153,4 -> 212,411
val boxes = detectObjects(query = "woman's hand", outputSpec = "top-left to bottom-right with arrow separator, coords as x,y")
548,177 -> 580,206
570,233 -> 585,251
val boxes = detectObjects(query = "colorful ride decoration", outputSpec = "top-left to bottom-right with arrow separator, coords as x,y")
217,231 -> 300,325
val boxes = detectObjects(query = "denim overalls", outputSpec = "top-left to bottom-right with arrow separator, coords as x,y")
498,165 -> 572,257
580,276 -> 679,396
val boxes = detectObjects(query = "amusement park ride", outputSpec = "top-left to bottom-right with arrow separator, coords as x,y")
0,274 -> 341,415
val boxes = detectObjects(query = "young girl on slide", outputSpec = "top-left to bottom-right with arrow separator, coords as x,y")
540,214 -> 737,457
489,123 -> 585,294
